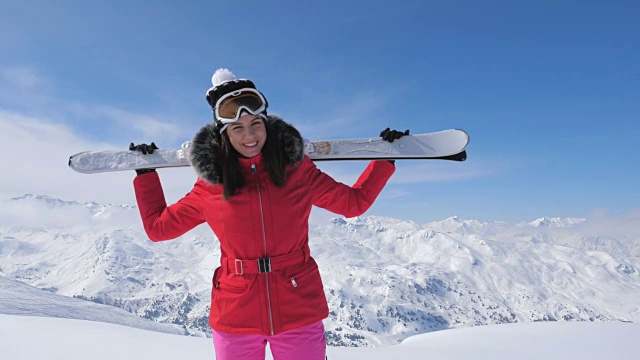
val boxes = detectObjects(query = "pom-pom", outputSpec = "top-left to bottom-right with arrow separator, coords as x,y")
211,68 -> 237,87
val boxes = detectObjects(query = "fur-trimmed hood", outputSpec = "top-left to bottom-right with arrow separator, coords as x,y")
189,115 -> 304,185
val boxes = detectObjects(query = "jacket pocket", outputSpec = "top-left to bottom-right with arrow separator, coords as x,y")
213,268 -> 253,295
210,268 -> 261,332
286,262 -> 319,288
277,258 -> 329,326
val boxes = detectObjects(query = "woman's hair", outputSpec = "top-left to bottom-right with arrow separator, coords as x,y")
219,119 -> 287,200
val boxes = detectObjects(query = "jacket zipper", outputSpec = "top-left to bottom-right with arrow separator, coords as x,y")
253,163 -> 275,335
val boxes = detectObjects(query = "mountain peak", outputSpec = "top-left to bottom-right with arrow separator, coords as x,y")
8,194 -> 136,214
525,217 -> 586,228
10,194 -> 82,207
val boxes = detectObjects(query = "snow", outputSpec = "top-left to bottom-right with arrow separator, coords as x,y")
1,194 -> 639,348
0,195 -> 640,353
2,272 -> 639,359
0,314 -> 213,360
0,276 -> 187,336
1,314 -> 638,360
523,217 -> 587,228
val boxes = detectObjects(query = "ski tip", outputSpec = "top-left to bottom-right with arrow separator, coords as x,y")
68,154 -> 89,173
453,128 -> 470,143
440,150 -> 467,162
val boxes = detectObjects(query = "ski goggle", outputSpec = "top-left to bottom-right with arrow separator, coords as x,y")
214,88 -> 268,125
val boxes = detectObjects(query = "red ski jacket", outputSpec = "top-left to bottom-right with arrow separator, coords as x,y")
134,152 -> 394,336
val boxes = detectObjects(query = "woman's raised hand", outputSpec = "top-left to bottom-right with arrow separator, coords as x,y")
380,128 -> 410,143
129,142 -> 159,155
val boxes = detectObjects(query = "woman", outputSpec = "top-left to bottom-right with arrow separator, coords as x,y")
131,69 -> 407,360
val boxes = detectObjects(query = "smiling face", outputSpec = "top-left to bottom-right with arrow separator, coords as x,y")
226,113 -> 267,158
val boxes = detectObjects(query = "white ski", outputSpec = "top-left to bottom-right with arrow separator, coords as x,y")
68,129 -> 469,174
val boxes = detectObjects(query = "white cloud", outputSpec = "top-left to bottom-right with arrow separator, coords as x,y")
57,102 -> 194,147
0,65 -> 195,147
314,158 -> 495,187
378,188 -> 412,199
580,209 -> 640,238
0,109 -> 199,206
93,106 -> 189,145
390,159 -> 496,184
0,198 -> 95,228
0,66 -> 53,108
0,66 -> 43,89
0,65 -> 203,208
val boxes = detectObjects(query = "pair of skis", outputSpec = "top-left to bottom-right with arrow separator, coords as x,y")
68,129 -> 469,174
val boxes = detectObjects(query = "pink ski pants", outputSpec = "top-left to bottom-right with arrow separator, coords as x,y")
212,321 -> 326,360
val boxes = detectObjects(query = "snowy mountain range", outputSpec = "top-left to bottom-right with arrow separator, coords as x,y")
1,194 -> 639,346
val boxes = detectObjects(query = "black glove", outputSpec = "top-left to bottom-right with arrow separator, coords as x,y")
129,142 -> 158,175
129,142 -> 158,155
380,128 -> 410,143
380,128 -> 410,165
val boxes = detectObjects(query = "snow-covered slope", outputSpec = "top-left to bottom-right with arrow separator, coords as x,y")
1,195 -> 639,347
0,276 -> 187,335
1,314 -> 638,360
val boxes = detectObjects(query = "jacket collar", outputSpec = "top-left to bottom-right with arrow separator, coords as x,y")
239,153 -> 264,175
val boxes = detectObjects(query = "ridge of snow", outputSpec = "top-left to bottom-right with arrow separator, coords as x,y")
0,276 -> 190,336
11,194 -> 84,207
7,194 -> 136,218
521,217 -> 587,228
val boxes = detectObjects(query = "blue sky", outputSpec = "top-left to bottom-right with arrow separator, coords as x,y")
0,0 -> 638,223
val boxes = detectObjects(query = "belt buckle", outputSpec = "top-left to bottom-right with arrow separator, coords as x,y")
258,257 -> 272,273
234,259 -> 244,275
